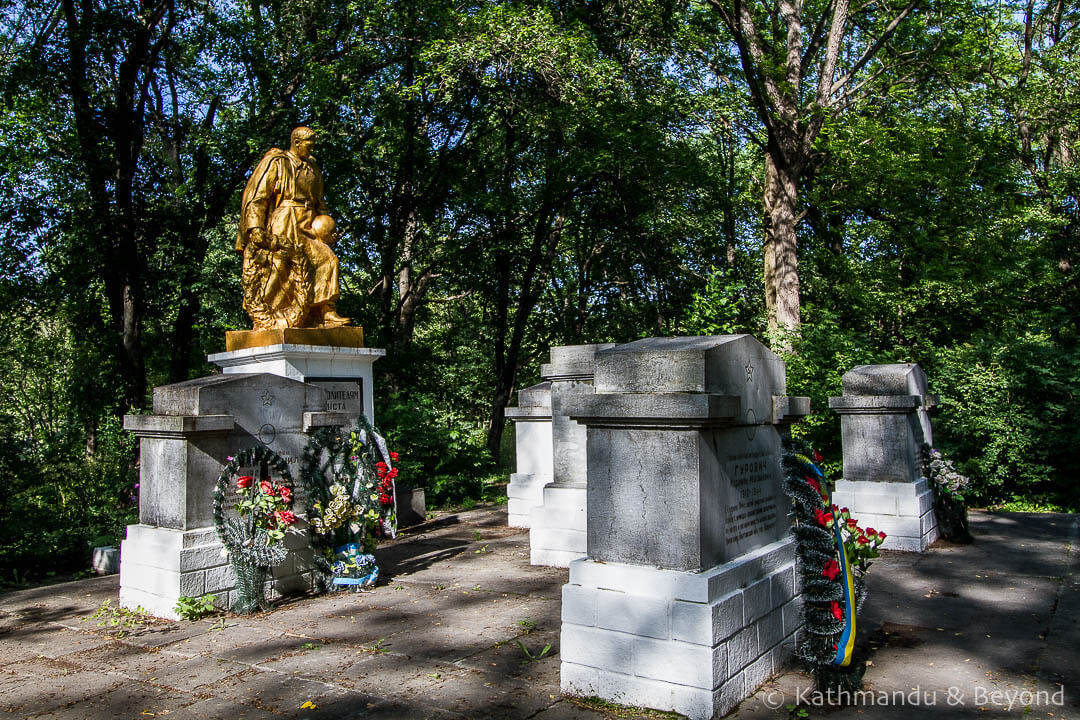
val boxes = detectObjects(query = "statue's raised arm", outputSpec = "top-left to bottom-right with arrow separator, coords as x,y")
237,126 -> 350,330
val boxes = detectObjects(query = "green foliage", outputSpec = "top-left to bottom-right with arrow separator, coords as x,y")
516,639 -> 552,663
379,386 -> 492,507
1,0 -> 1078,546
84,600 -> 152,638
174,595 -> 219,621
0,413 -> 136,578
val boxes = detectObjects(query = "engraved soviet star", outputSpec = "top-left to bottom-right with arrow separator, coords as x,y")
745,359 -> 755,383
261,390 -> 274,407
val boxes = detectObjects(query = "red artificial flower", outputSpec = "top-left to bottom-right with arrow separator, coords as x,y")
236,475 -> 253,490
276,510 -> 297,526
814,509 -> 835,528
865,527 -> 878,538
856,535 -> 870,546
831,504 -> 839,513
389,451 -> 399,461
846,518 -> 858,531
278,486 -> 293,503
379,493 -> 392,506
376,461 -> 387,472
876,531 -> 887,544
840,507 -> 851,520
387,467 -> 399,480
830,601 -> 844,620
822,558 -> 841,581
813,449 -> 823,463
259,480 -> 274,495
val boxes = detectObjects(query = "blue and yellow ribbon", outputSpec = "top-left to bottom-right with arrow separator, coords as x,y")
801,454 -> 856,666
831,517 -> 856,666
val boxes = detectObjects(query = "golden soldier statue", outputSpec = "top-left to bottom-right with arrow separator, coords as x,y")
236,126 -> 350,330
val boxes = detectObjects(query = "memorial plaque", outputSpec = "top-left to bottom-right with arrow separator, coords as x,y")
307,378 -> 364,417
562,335 -> 809,719
577,336 -> 801,571
716,430 -> 787,559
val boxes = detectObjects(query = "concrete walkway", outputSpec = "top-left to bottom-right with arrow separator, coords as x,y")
0,509 -> 1076,719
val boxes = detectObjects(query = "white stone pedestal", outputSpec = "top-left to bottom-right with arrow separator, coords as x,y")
209,343 -> 386,424
530,485 -> 587,567
505,382 -> 553,528
832,478 -> 939,552
120,525 -> 316,619
561,539 -> 800,720
120,373 -> 354,618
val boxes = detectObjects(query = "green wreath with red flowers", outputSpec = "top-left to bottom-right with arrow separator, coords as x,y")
213,445 -> 300,564
212,445 -> 301,612
783,438 -> 882,693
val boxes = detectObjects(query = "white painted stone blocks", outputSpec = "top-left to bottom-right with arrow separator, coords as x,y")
596,590 -> 671,640
834,479 -> 939,552
507,471 -> 551,528
529,485 -> 588,567
531,548 -> 587,567
120,523 -> 315,619
561,540 -> 801,720
530,528 -> 586,554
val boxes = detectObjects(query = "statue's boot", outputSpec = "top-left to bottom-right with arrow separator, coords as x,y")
321,307 -> 350,328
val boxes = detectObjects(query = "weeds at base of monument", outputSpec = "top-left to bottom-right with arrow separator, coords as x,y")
517,640 -> 551,663
175,594 -> 218,620
84,599 -> 154,637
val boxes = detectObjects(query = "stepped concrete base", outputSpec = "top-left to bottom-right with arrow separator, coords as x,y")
530,484 -> 587,567
119,524 -> 316,619
832,478 -> 939,552
507,472 -> 552,528
560,538 -> 800,720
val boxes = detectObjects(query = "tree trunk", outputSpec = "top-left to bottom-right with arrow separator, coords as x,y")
763,150 -> 802,351
486,249 -> 512,458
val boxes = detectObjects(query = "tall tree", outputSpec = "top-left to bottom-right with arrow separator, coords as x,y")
706,0 -> 928,347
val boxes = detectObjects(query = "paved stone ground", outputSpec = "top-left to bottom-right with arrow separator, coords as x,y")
0,508 -> 1076,720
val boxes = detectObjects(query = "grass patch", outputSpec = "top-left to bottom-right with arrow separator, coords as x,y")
567,695 -> 687,719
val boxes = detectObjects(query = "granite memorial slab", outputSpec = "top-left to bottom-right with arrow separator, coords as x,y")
120,374 -> 347,618
527,344 -> 614,566
560,335 -> 809,720
828,363 -> 939,551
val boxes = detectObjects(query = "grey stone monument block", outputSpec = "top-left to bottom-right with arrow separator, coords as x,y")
569,335 -> 803,572
828,363 -> 936,484
560,335 -> 809,720
828,363 -> 940,551
395,486 -> 426,527
543,344 -> 616,489
526,344 -> 614,566
134,374 -> 325,529
121,373 -> 346,618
